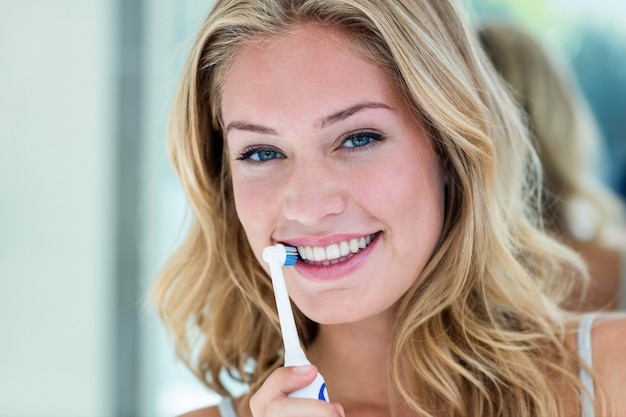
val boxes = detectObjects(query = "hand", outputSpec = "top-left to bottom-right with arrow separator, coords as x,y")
249,365 -> 345,417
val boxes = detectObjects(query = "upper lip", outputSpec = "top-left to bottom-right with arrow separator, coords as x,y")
279,232 -> 379,248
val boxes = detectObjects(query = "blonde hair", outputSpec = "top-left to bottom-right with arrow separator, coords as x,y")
478,21 -> 625,242
152,1 -> 595,416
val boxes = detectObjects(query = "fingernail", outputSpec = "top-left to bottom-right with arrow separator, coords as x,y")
291,365 -> 313,375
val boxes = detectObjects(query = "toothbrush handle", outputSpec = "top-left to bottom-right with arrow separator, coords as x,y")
288,372 -> 329,401
284,349 -> 330,401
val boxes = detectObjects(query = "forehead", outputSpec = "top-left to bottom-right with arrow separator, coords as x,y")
226,24 -> 362,78
220,24 -> 401,127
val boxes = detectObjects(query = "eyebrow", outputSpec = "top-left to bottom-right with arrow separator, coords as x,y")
224,121 -> 278,136
224,101 -> 393,135
319,101 -> 393,128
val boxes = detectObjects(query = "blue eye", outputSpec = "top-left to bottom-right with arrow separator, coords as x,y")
250,149 -> 280,161
235,147 -> 285,163
342,131 -> 383,149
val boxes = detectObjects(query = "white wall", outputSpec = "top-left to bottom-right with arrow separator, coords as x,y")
138,2 -> 221,415
0,1 -> 115,416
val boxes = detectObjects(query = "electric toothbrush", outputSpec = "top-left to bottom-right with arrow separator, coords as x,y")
262,244 -> 330,401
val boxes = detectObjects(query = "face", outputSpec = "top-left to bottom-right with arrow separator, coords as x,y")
221,24 -> 446,325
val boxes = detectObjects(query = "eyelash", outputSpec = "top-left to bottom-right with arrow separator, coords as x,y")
340,130 -> 384,151
235,146 -> 283,163
234,130 -> 385,163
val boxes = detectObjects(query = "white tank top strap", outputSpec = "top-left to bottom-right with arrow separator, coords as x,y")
617,245 -> 626,311
218,396 -> 238,417
577,313 -> 597,417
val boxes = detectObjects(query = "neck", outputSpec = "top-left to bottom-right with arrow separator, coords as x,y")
307,310 -> 401,414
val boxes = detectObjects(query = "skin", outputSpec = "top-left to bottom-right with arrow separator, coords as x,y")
223,23 -> 445,416
223,24 -> 446,328
565,225 -> 626,311
179,24 -> 626,417
567,238 -> 623,310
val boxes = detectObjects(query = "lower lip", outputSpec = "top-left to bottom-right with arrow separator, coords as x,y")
293,233 -> 380,282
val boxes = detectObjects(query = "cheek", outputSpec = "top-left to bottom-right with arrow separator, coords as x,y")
370,150 -> 446,267
362,158 -> 445,218
232,177 -> 276,254
232,180 -> 257,225
233,178 -> 267,240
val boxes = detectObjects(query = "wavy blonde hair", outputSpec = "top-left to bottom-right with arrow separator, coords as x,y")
478,21 -> 625,242
152,1 -> 597,416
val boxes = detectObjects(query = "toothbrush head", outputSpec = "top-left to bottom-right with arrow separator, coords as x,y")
283,245 -> 298,266
262,244 -> 299,266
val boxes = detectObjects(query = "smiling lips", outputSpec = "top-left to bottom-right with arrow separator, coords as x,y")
295,233 -> 378,266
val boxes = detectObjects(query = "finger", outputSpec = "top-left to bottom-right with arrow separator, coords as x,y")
333,403 -> 346,417
250,365 -> 317,415
264,397 -> 343,417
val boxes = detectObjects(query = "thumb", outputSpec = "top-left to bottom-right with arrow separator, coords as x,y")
333,402 -> 346,417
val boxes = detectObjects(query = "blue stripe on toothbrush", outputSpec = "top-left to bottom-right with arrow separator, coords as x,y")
284,245 -> 298,266
318,383 -> 328,401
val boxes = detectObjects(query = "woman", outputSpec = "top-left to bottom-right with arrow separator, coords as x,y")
479,22 -> 626,311
152,1 -> 626,416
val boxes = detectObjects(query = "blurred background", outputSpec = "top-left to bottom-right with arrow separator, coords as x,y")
0,0 -> 624,416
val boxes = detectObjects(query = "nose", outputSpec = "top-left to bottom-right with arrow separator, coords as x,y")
282,159 -> 347,226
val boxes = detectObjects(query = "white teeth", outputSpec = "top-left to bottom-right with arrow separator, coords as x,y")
326,244 -> 340,260
339,241 -> 350,257
296,234 -> 376,263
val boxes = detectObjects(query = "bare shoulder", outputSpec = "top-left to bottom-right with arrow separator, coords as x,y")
178,405 -> 222,417
591,313 -> 626,415
592,313 -> 626,367
571,240 -> 621,310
